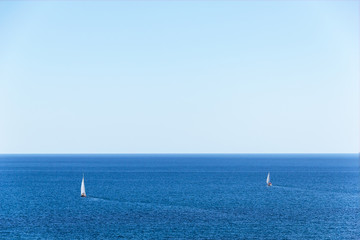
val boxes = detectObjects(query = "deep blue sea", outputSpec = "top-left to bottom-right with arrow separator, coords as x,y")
1,154 -> 359,239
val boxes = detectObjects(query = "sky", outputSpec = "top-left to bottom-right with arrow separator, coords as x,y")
0,1 -> 359,153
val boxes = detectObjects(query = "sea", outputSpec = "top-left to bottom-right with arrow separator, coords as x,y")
0,154 -> 359,239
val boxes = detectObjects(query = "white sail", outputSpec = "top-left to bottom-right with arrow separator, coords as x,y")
81,174 -> 86,196
266,172 -> 270,184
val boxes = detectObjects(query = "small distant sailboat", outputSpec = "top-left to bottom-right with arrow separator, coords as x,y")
81,174 -> 86,197
266,172 -> 272,186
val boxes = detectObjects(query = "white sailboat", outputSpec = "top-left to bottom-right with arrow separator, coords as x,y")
266,172 -> 272,186
81,174 -> 86,197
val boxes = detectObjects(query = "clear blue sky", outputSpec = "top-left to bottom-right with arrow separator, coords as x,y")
0,1 -> 358,153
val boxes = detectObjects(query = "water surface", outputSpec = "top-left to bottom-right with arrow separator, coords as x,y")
1,154 -> 359,239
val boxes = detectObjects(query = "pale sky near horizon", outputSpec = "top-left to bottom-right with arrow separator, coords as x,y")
0,1 -> 359,153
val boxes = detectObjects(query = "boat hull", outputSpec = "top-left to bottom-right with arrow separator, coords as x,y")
81,194 -> 86,197
267,182 -> 272,186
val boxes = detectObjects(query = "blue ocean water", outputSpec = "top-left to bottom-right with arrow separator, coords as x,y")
0,154 -> 359,239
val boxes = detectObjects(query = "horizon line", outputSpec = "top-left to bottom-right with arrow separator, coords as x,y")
0,152 -> 359,155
